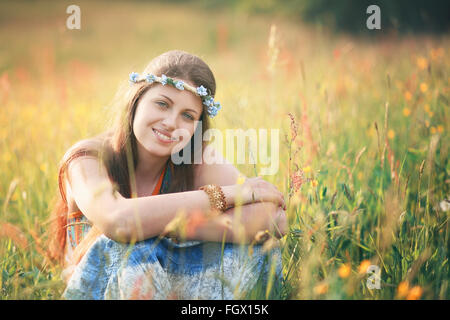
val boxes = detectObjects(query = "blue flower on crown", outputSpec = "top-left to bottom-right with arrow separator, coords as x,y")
161,74 -> 167,85
129,72 -> 139,83
146,73 -> 156,83
214,101 -> 221,110
196,85 -> 208,96
207,105 -> 219,118
175,80 -> 185,90
203,96 -> 214,107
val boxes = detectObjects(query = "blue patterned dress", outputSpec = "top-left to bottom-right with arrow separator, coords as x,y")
63,163 -> 283,300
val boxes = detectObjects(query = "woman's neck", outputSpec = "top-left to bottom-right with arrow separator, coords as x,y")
135,145 -> 169,185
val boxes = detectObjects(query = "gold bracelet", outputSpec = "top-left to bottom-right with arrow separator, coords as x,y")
199,184 -> 227,214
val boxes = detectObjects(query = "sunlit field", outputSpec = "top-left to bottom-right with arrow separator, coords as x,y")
0,0 -> 448,299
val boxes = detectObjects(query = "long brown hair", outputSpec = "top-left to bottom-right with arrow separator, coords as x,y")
47,50 -> 216,266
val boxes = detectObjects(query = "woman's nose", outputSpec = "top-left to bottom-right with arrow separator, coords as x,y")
161,112 -> 177,130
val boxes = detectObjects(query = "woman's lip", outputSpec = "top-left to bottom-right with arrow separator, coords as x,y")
152,128 -> 178,143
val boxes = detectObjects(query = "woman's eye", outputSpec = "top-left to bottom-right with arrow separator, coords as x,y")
183,113 -> 194,120
156,101 -> 168,108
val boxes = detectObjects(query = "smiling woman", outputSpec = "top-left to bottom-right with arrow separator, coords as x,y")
47,50 -> 287,300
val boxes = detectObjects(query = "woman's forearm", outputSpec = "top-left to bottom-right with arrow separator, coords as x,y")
110,186 -> 237,242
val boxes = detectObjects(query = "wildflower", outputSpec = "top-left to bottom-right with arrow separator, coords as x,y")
288,113 -> 298,142
425,120 -> 430,128
203,96 -> 214,107
338,263 -> 351,278
420,82 -> 428,93
430,48 -> 444,60
406,286 -> 423,300
303,166 -> 311,173
160,74 -> 167,85
207,106 -> 218,118
214,101 -> 222,110
175,80 -> 184,90
388,129 -> 395,139
397,281 -> 409,298
404,91 -> 412,101
428,111 -> 434,117
402,107 -> 411,117
129,72 -> 139,83
416,57 -> 428,70
196,85 -> 208,96
357,172 -> 364,181
291,170 -> 304,193
314,283 -> 328,295
424,104 -> 430,112
430,126 -> 436,134
145,73 -> 156,83
358,260 -> 371,274
437,125 -> 444,133
311,179 -> 318,187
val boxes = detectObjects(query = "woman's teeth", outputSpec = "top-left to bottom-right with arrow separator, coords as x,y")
154,129 -> 178,141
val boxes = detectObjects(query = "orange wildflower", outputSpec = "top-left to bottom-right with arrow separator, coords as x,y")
406,286 -> 423,300
358,260 -> 371,274
397,281 -> 409,298
338,263 -> 351,278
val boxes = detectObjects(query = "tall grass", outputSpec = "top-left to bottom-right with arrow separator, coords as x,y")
0,0 -> 448,299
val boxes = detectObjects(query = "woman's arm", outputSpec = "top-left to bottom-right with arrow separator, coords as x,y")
67,145 -> 285,243
184,201 -> 288,244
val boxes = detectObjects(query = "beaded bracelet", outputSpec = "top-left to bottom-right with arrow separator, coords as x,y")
199,184 -> 227,215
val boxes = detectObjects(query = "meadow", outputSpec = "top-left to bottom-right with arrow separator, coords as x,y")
0,0 -> 448,299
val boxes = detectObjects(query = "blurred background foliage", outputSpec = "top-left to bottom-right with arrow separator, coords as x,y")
162,0 -> 450,34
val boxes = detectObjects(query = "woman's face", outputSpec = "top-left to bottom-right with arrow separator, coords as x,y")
133,79 -> 204,157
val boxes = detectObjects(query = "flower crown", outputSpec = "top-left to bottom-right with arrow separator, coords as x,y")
129,72 -> 221,118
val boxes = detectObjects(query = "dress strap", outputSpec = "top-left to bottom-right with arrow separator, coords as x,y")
152,161 -> 168,195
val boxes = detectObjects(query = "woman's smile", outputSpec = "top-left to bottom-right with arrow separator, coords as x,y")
152,127 -> 180,143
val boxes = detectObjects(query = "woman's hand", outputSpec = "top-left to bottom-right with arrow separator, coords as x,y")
242,177 -> 286,210
222,177 -> 286,210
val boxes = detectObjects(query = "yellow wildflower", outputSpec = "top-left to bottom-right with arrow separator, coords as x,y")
437,125 -> 444,133
424,104 -> 430,112
404,91 -> 412,101
338,263 -> 351,278
416,57 -> 428,70
357,172 -> 364,181
388,129 -> 395,139
303,166 -> 311,173
40,163 -> 48,173
420,82 -> 428,93
314,283 -> 328,295
236,174 -> 246,185
402,107 -> 411,117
